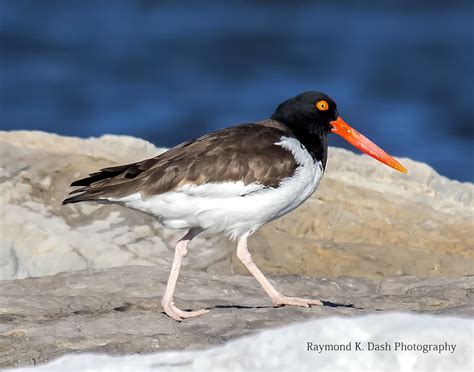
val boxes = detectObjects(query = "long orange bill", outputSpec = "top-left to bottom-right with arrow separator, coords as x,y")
330,117 -> 407,173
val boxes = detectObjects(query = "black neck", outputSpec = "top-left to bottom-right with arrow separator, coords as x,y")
272,115 -> 329,170
293,128 -> 328,171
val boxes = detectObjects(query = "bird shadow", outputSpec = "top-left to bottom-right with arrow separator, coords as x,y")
204,300 -> 359,311
160,301 -> 363,321
320,300 -> 359,309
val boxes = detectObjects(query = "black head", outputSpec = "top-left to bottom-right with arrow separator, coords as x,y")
271,90 -> 408,174
271,91 -> 339,137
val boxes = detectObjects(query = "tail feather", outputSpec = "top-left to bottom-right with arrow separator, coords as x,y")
62,162 -> 143,205
62,156 -> 162,206
62,192 -> 98,205
70,163 -> 134,187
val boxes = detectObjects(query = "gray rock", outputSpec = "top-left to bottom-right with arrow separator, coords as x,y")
0,266 -> 472,368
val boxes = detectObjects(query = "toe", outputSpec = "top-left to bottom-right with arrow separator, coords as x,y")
163,305 -> 183,321
306,299 -> 323,306
272,296 -> 322,308
176,308 -> 209,319
162,300 -> 209,320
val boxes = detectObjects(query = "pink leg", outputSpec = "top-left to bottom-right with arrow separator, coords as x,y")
161,229 -> 209,321
236,234 -> 322,307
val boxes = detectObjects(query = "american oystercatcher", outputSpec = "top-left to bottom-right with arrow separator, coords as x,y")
63,91 -> 407,320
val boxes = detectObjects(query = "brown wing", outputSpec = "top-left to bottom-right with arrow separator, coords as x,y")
62,120 -> 297,204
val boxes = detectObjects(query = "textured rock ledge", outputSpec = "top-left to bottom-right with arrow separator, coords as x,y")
1,130 -> 473,280
1,266 -> 473,368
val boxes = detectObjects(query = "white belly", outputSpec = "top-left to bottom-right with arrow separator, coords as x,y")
112,137 -> 324,240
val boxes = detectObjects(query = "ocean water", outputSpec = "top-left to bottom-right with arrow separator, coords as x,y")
1,0 -> 473,181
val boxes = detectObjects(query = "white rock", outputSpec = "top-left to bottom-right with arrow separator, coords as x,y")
9,313 -> 473,372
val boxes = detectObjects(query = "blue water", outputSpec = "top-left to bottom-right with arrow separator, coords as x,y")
1,0 -> 473,181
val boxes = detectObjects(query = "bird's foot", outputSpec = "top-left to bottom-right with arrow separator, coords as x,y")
162,300 -> 209,321
271,295 -> 323,308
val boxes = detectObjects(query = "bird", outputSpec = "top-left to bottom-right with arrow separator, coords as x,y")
63,91 -> 407,321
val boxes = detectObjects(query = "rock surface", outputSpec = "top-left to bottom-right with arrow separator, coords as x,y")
1,130 -> 473,280
1,266 -> 473,368
10,313 -> 474,372
0,131 -> 233,280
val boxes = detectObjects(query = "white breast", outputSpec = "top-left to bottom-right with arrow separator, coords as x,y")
112,136 -> 324,240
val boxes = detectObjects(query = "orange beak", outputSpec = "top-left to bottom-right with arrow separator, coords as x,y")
330,117 -> 407,174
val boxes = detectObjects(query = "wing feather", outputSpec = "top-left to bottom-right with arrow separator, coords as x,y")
62,121 -> 297,204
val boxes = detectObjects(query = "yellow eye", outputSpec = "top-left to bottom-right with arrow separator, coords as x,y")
316,100 -> 329,111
